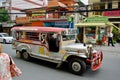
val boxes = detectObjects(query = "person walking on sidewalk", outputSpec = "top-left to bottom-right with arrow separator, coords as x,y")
107,31 -> 115,47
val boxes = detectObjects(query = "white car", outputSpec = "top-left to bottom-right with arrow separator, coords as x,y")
0,33 -> 13,44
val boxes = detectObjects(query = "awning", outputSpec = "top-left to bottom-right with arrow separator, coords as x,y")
107,22 -> 120,31
75,22 -> 120,31
75,23 -> 106,27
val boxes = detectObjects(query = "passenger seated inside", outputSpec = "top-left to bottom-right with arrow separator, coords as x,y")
47,33 -> 60,52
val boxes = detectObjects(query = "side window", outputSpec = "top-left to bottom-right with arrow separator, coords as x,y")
47,33 -> 60,52
26,32 -> 39,41
108,2 -> 112,9
40,33 -> 47,44
15,31 -> 25,40
0,35 -> 2,37
16,31 -> 22,40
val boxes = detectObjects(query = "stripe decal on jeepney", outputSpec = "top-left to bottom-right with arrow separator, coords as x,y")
16,40 -> 49,51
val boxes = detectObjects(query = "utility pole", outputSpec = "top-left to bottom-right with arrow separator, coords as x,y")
6,0 -> 12,20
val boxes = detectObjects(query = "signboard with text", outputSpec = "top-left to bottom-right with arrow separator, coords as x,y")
86,16 -> 108,23
16,17 -> 30,24
103,10 -> 120,16
32,9 -> 46,19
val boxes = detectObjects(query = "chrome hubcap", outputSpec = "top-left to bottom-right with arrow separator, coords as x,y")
72,62 -> 81,72
23,52 -> 28,59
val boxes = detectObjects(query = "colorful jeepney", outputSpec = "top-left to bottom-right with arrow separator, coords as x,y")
11,26 -> 103,75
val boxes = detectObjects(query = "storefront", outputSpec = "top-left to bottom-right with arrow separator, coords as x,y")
75,16 -> 115,44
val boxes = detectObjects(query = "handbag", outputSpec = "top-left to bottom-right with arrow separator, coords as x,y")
9,56 -> 22,77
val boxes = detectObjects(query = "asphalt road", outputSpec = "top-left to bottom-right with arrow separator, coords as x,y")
2,43 -> 120,80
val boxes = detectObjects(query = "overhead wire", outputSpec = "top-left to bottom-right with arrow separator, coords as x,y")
0,1 -> 119,14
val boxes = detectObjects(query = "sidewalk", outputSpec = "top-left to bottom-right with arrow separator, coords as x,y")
94,43 -> 120,53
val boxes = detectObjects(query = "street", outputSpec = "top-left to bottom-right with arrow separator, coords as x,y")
2,43 -> 120,80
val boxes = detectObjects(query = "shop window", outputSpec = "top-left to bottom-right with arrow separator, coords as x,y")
93,5 -> 101,15
100,3 -> 105,9
47,33 -> 60,52
16,31 -> 24,40
118,2 -> 120,8
85,27 -> 96,43
108,2 -> 112,9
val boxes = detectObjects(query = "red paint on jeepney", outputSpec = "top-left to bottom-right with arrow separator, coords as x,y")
92,51 -> 103,71
86,51 -> 103,71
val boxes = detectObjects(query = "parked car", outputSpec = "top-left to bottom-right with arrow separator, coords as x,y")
0,33 -> 13,44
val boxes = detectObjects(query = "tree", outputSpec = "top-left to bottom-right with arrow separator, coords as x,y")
0,8 -> 10,22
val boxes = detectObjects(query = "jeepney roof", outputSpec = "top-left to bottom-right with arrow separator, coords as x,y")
11,26 -> 67,33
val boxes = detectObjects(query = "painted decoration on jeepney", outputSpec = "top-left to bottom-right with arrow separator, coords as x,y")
63,55 -> 67,60
46,52 -> 50,57
38,47 -> 45,55
60,50 -> 66,55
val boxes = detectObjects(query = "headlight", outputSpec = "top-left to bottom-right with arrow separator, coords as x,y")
87,46 -> 93,57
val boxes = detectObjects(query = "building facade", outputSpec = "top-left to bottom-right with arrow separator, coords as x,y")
15,0 -> 85,28
88,0 -> 120,29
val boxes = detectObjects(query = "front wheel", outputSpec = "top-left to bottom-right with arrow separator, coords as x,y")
3,39 -> 6,44
69,58 -> 86,75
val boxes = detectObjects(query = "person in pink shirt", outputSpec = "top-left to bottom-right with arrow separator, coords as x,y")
0,43 -> 22,80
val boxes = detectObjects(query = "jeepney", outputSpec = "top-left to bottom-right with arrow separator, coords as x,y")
11,26 -> 103,75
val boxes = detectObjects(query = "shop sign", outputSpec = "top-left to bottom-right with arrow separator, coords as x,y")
31,10 -> 46,19
16,17 -> 30,24
86,16 -> 108,23
55,21 -> 68,26
103,10 -> 120,16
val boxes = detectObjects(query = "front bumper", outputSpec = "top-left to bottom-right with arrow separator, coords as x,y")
87,51 -> 103,71
6,40 -> 13,43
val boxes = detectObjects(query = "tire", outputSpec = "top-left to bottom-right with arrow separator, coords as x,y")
3,39 -> 6,44
22,51 -> 30,61
69,58 -> 86,75
16,50 -> 21,58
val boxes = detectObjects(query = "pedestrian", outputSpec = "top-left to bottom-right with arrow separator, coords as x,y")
102,34 -> 106,45
0,43 -> 22,80
107,31 -> 115,47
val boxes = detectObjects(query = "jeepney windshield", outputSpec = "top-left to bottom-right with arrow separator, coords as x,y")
62,35 -> 75,41
62,35 -> 75,45
61,28 -> 77,44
